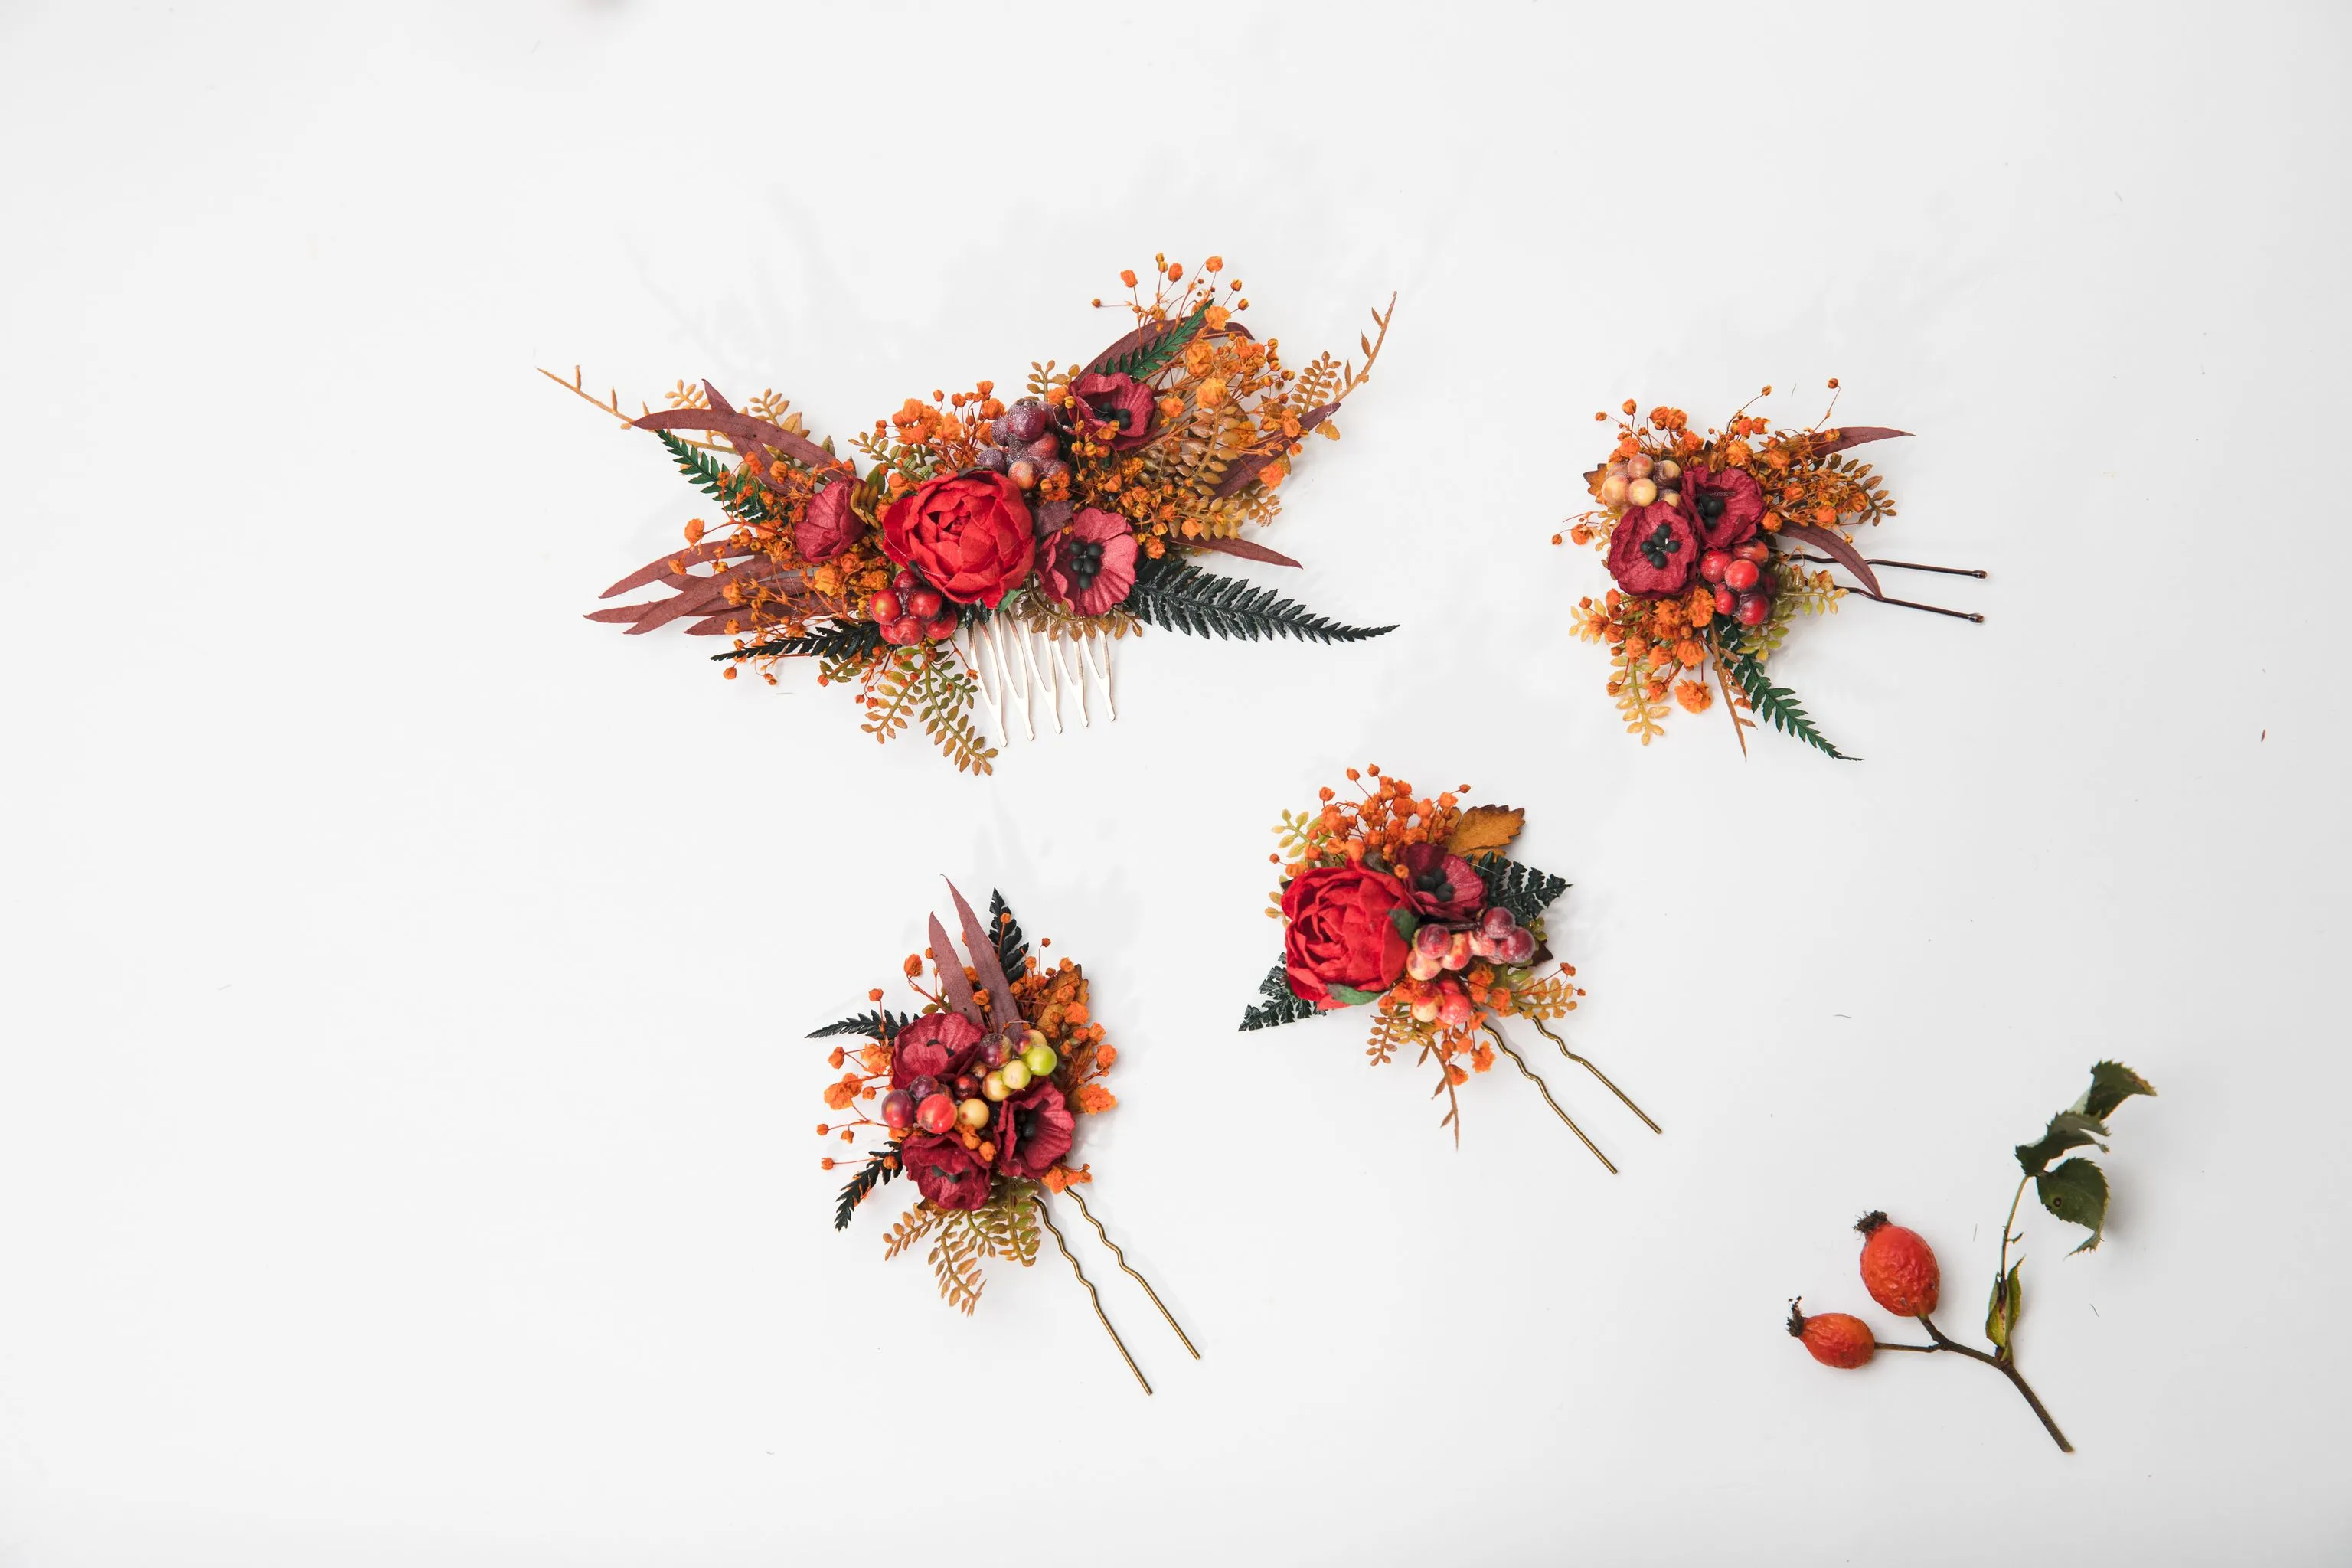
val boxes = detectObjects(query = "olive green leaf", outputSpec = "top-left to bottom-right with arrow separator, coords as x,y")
2080,1060 -> 2157,1122
2037,1158 -> 2111,1253
2015,1110 -> 2109,1178
1984,1262 -> 2024,1351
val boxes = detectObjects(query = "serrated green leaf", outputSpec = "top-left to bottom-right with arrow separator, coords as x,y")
1125,555 -> 1394,645
2079,1060 -> 2157,1122
1238,962 -> 1316,1032
2037,1158 -> 2110,1252
2014,1109 -> 2110,1177
1984,1262 -> 2023,1351
1390,908 -> 1421,943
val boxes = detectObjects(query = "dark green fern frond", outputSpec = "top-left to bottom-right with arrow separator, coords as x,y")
1240,962 -> 1318,1031
1721,647 -> 1858,762
988,890 -> 1029,980
656,430 -> 769,522
833,1145 -> 901,1230
808,1008 -> 913,1040
1125,556 -> 1393,645
1092,304 -> 1210,381
713,619 -> 884,663
1465,854 -> 1570,927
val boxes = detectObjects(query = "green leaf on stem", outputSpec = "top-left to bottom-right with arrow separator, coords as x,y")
1324,982 -> 1384,1007
2079,1060 -> 2157,1122
1984,1262 -> 2024,1351
2036,1158 -> 2110,1252
2015,1110 -> 2109,1177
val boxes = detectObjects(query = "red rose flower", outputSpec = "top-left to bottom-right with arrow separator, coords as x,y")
891,1012 -> 985,1089
795,475 -> 861,562
1685,465 -> 1766,550
997,1080 -> 1075,1180
1070,371 -> 1155,448
1281,864 -> 1413,1009
902,1132 -> 991,1211
1396,843 -> 1485,920
1604,501 -> 1699,597
1037,507 -> 1139,616
880,472 -> 1036,607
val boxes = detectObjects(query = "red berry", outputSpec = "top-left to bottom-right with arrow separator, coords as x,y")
906,589 -> 943,619
1735,592 -> 1769,627
1713,584 -> 1737,615
1699,550 -> 1732,584
889,615 -> 926,645
1788,1300 -> 1876,1369
925,612 -> 959,642
952,1074 -> 980,1100
879,1089 -> 914,1131
916,1093 -> 957,1135
1733,540 -> 1772,564
1856,1212 -> 1940,1316
869,590 -> 903,624
1723,558 -> 1761,592
892,569 -> 917,592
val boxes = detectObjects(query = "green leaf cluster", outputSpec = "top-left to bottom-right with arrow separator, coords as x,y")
988,890 -> 1029,981
1125,556 -> 1395,645
2013,1060 -> 2157,1253
712,619 -> 884,664
1720,642 -> 1857,763
1093,304 -> 1210,381
832,1144 -> 900,1232
655,430 -> 769,523
1239,962 -> 1317,1032
807,1008 -> 913,1040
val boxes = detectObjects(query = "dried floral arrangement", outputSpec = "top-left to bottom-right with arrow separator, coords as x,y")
818,881 -> 1193,1393
1788,1061 -> 2158,1452
1238,766 -> 1658,1165
1558,385 -> 1984,760
554,256 -> 1396,773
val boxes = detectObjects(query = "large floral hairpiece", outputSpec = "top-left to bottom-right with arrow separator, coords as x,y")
1239,766 -> 1659,1168
554,256 -> 1396,773
1560,384 -> 1984,760
818,881 -> 1193,1393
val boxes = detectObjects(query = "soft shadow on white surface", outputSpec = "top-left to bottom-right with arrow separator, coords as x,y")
1,2 -> 2346,1563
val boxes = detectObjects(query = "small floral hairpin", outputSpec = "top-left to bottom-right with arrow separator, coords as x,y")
818,881 -> 1194,1393
1559,385 -> 1985,760
1240,766 -> 1659,1166
550,255 -> 1396,774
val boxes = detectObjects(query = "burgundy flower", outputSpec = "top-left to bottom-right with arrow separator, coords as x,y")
997,1080 -> 1075,1180
1396,843 -> 1485,920
902,1132 -> 991,1211
1070,371 -> 1155,449
880,472 -> 1035,606
1281,864 -> 1413,1009
1603,501 -> 1699,597
795,475 -> 861,562
1684,464 -> 1766,550
890,1011 -> 985,1089
1037,507 -> 1139,616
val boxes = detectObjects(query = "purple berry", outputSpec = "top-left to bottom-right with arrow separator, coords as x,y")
1024,435 -> 1060,462
1003,400 -> 1049,443
975,446 -> 1008,472
906,1075 -> 939,1107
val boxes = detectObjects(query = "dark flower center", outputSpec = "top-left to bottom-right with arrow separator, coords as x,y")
1697,491 -> 1727,521
1416,866 -> 1452,894
1062,539 -> 1106,590
1015,1104 -> 1047,1144
1639,521 -> 1684,570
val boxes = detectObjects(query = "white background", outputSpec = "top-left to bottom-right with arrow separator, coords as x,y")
3,2 -> 2346,1563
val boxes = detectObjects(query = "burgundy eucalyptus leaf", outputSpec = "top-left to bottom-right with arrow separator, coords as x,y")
633,404 -> 833,471
1187,535 -> 1302,569
929,913 -> 984,1027
946,879 -> 1022,1040
1780,522 -> 1884,600
1802,426 -> 1910,459
599,538 -> 756,599
1213,402 -> 1333,498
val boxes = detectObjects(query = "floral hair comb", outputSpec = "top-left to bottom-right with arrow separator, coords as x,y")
554,256 -> 1396,773
1560,385 -> 1985,760
817,881 -> 1194,1393
1239,766 -> 1658,1166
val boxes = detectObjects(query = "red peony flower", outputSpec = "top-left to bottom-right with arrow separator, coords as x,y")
1396,843 -> 1485,920
901,1132 -> 991,1210
890,1011 -> 985,1089
997,1080 -> 1075,1179
1604,501 -> 1699,597
1037,507 -> 1140,616
1281,864 -> 1413,1009
795,475 -> 861,562
1684,464 -> 1766,550
880,472 -> 1036,607
1070,371 -> 1156,448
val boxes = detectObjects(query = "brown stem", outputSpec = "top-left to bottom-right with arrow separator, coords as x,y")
1841,588 -> 1984,623
1037,1195 -> 1150,1395
1916,1314 -> 2073,1452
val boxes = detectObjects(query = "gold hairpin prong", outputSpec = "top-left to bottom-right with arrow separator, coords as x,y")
1529,1018 -> 1660,1134
1485,1024 -> 1615,1174
1037,1192 -> 1150,1394
1068,1186 -> 1198,1360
